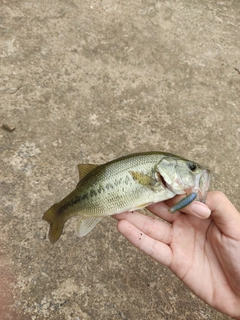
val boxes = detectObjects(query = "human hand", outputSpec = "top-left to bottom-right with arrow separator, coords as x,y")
114,191 -> 240,319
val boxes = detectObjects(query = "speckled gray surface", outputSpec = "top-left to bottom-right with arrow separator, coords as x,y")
1,0 -> 240,319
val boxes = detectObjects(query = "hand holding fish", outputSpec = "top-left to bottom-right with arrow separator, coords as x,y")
115,191 -> 240,319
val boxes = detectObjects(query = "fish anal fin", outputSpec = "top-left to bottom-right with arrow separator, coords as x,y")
77,163 -> 98,180
129,171 -> 156,186
76,216 -> 103,237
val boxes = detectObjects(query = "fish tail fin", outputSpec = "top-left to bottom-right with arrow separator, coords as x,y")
42,203 -> 65,243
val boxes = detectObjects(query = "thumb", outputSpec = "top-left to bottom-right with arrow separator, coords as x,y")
204,191 -> 240,239
170,191 -> 240,239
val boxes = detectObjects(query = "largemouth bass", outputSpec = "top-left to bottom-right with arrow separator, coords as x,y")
42,152 -> 210,243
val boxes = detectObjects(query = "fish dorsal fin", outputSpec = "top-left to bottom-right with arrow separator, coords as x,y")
77,163 -> 98,180
76,216 -> 103,237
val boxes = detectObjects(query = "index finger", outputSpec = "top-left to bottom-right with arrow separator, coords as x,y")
146,198 -> 182,223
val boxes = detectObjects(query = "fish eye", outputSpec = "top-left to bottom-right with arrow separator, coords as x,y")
188,161 -> 197,172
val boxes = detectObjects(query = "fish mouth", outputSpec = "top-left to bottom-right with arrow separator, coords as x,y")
191,169 -> 210,203
157,168 -> 210,202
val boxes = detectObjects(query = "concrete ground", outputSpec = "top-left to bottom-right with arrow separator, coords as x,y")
1,0 -> 240,319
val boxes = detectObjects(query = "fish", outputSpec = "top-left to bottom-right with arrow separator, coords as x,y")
42,152 -> 210,243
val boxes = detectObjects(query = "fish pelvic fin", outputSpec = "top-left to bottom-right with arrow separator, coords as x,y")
42,203 -> 65,243
128,202 -> 153,211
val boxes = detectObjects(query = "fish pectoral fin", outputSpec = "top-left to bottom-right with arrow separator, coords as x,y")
76,216 -> 103,237
77,163 -> 99,180
128,202 -> 153,211
129,171 -> 156,187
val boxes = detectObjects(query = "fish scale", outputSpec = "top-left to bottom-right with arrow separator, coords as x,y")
76,156 -> 166,215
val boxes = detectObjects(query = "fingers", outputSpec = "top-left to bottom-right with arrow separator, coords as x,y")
147,196 -> 211,223
148,191 -> 240,240
117,219 -> 172,266
114,211 -> 172,244
146,201 -> 180,223
205,191 -> 240,239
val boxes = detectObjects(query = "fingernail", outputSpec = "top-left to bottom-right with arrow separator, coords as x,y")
191,202 -> 211,218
